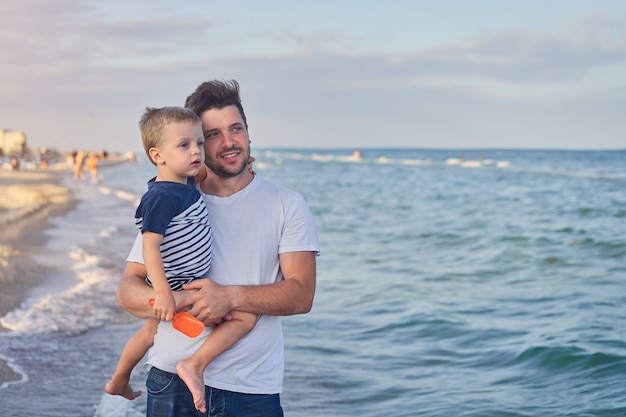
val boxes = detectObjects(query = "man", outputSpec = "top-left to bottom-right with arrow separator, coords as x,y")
117,80 -> 319,417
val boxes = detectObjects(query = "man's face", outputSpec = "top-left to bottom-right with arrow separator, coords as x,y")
199,105 -> 251,178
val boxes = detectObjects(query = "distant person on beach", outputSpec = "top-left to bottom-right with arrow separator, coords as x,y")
10,156 -> 19,171
73,150 -> 86,181
106,106 -> 258,413
86,152 -> 99,182
117,80 -> 319,417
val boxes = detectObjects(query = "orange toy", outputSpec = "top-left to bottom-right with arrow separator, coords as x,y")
148,298 -> 204,338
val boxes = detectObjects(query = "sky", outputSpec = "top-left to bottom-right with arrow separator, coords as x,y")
1,0 -> 625,153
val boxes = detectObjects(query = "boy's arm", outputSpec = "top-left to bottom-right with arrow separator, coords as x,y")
143,231 -> 176,321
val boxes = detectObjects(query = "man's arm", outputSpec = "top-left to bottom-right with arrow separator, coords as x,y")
116,261 -> 157,319
180,251 -> 316,325
117,261 -> 228,326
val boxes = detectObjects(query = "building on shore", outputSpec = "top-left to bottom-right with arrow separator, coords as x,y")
0,129 -> 27,155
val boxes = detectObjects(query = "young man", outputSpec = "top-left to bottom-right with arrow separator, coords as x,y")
106,107 -> 257,414
117,80 -> 319,417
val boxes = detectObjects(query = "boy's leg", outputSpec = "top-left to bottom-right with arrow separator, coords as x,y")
176,311 -> 256,413
146,377 -> 284,417
146,367 -> 202,417
105,318 -> 159,399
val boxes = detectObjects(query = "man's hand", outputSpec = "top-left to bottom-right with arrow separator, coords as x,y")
172,251 -> 316,326
247,156 -> 256,175
178,279 -> 234,327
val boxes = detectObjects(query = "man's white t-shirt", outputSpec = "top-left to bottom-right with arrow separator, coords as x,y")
127,176 -> 319,394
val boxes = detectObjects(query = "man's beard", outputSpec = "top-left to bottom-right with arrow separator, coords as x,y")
205,145 -> 250,178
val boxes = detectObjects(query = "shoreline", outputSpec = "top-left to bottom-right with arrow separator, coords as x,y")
0,154 -> 131,386
0,169 -> 76,386
0,169 -> 76,311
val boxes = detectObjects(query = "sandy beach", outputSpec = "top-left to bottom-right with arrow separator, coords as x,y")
0,170 -> 74,311
0,153 -> 131,387
0,168 -> 76,385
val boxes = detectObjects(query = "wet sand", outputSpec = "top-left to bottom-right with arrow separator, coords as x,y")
0,154 -> 130,385
0,169 -> 75,313
0,169 -> 76,384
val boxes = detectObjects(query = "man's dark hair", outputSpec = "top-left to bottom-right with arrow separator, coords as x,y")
184,80 -> 248,129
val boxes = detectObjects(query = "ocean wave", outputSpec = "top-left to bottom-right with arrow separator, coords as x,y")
93,394 -> 144,417
0,184 -> 134,335
263,150 -> 509,169
0,353 -> 27,390
0,253 -> 119,334
97,185 -> 141,206
509,345 -> 625,374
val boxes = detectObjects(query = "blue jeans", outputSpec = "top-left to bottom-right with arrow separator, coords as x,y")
146,367 -> 284,417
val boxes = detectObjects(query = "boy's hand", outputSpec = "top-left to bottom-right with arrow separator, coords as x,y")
151,291 -> 177,321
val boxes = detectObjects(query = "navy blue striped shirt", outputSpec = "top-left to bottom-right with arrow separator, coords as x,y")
135,177 -> 212,290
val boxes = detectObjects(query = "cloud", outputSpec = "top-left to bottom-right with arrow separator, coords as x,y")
4,2 -> 625,94
1,2 -> 624,151
410,20 -> 626,84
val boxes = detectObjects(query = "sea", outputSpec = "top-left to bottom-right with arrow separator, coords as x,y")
0,148 -> 625,417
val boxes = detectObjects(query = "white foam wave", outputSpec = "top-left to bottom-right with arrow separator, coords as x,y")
0,248 -> 120,335
97,185 -> 141,206
253,162 -> 272,170
446,157 -> 511,168
0,353 -> 28,390
99,225 -> 121,239
93,393 -> 144,417
264,150 -> 507,169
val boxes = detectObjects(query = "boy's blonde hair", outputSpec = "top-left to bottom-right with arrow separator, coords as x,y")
139,106 -> 201,165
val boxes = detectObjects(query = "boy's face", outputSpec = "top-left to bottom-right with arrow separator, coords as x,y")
200,105 -> 251,178
151,121 -> 205,183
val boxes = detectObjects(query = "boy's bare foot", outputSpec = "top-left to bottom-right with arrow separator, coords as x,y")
105,380 -> 142,400
176,360 -> 207,413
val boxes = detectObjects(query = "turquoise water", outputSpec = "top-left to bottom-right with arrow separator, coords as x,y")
0,148 -> 624,416
267,149 -> 626,417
